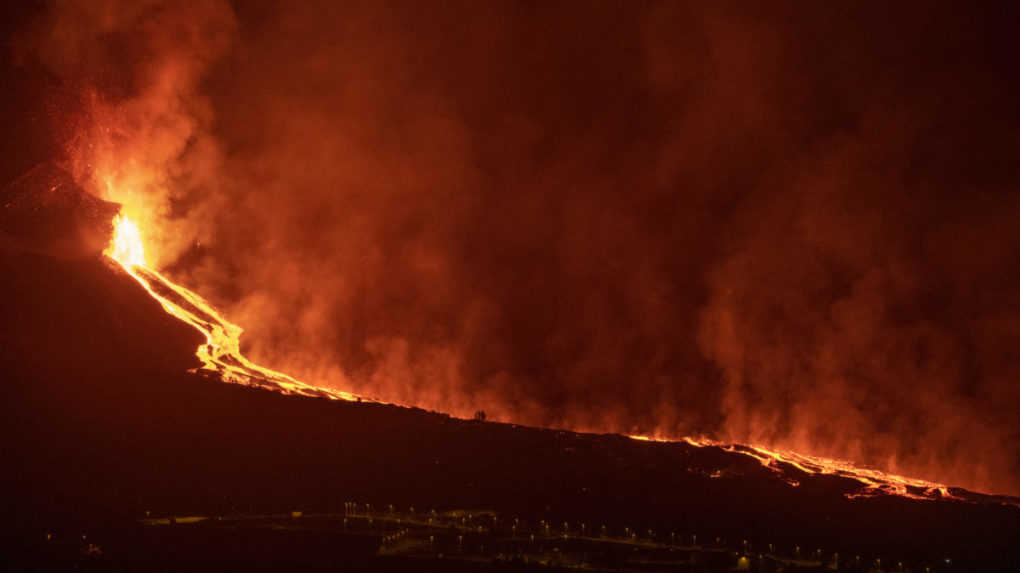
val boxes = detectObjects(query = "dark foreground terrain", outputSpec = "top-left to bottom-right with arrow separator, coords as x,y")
2,177 -> 1019,571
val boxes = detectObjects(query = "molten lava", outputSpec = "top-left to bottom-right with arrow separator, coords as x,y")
105,214 -> 359,401
628,435 -> 968,502
104,213 -> 1015,507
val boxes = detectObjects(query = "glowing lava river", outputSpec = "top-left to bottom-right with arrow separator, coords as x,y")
106,214 -> 360,402
105,213 -> 1017,508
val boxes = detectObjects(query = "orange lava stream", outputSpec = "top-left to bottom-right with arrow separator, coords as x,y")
105,214 -> 360,402
105,213 -> 1003,506
628,434 -> 967,502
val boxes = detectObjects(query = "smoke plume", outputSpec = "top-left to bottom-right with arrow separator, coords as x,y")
15,1 -> 1020,495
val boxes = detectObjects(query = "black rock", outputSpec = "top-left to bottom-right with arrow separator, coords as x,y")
0,163 -> 120,259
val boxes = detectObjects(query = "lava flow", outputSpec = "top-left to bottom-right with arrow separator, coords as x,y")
628,434 -> 978,503
106,212 -> 1014,507
105,214 -> 360,402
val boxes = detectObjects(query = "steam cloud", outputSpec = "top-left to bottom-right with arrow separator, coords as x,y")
16,1 -> 1020,495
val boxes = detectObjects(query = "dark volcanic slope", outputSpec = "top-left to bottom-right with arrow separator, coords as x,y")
3,251 -> 1020,570
0,165 -> 119,259
2,248 -> 1019,570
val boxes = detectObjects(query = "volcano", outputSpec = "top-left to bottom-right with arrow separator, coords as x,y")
3,167 -> 1019,572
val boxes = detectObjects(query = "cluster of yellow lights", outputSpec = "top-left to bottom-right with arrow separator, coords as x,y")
107,213 -> 1002,506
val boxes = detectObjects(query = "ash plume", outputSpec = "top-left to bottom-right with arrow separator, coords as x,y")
13,0 -> 237,267
14,1 -> 1020,495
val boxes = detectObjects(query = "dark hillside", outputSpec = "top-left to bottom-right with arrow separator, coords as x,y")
1,173 -> 1018,571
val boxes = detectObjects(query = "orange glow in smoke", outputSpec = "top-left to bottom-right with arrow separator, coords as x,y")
106,213 -> 360,402
105,211 -> 1008,507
